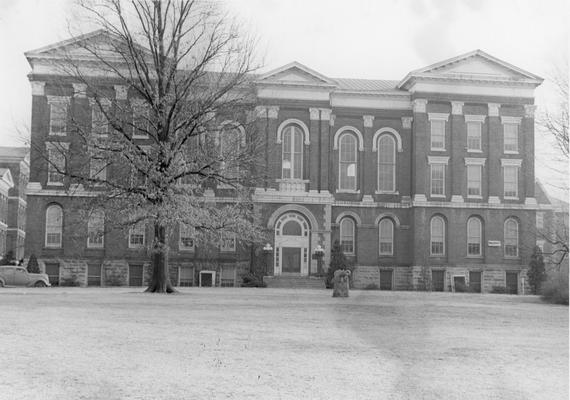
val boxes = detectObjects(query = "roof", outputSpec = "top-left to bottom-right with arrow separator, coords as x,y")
333,78 -> 401,92
0,147 -> 28,159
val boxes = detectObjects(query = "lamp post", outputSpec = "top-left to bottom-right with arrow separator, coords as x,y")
314,245 -> 324,275
262,243 -> 273,282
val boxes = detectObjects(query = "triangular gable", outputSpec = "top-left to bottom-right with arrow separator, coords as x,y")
399,50 -> 543,88
0,168 -> 14,188
25,29 -> 151,61
257,62 -> 336,86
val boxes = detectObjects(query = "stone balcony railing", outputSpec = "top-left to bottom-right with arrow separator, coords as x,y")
276,179 -> 309,193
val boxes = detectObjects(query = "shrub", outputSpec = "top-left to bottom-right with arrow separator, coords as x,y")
325,240 -> 353,288
364,283 -> 379,290
540,270 -> 569,305
240,272 -> 266,288
27,254 -> 40,273
491,286 -> 507,294
528,246 -> 546,294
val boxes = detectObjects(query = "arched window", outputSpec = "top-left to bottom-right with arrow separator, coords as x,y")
340,218 -> 355,255
377,135 -> 396,192
282,125 -> 303,179
339,133 -> 357,190
504,218 -> 519,257
379,218 -> 394,255
467,217 -> 482,256
87,210 -> 105,248
430,216 -> 445,256
45,204 -> 63,248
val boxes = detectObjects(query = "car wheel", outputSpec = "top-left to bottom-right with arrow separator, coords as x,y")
34,281 -> 47,287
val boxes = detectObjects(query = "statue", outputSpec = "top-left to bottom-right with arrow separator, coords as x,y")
332,269 -> 351,298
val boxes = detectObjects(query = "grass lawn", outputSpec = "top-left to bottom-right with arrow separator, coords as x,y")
0,287 -> 567,400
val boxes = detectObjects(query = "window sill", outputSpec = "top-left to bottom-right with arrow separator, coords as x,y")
466,255 -> 483,259
86,246 -> 104,250
128,246 -> 145,250
375,190 -> 399,195
430,194 -> 446,199
92,133 -> 109,138
504,256 -> 520,260
430,148 -> 447,152
49,132 -> 66,136
379,253 -> 394,257
429,254 -> 445,258
47,182 -> 64,186
504,196 -> 519,201
503,150 -> 519,155
336,190 -> 360,194
132,135 -> 149,139
44,246 -> 62,250
179,248 -> 195,252
467,149 -> 483,153
467,195 -> 483,200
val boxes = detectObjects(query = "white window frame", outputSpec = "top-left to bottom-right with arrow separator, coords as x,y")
131,99 -> 150,139
428,113 -> 449,151
218,121 -> 246,183
338,132 -> 358,192
281,125 -> 304,180
465,158 -> 486,199
339,218 -> 355,255
46,142 -> 69,186
45,204 -> 63,248
428,156 -> 449,198
465,115 -> 485,152
379,218 -> 394,256
536,212 -> 544,230
47,96 -> 70,136
504,218 -> 519,258
501,159 -> 522,200
90,98 -> 111,137
179,223 -> 195,251
220,235 -> 236,252
87,210 -> 105,248
501,116 -> 522,154
430,216 -> 445,256
89,154 -> 107,183
128,222 -> 146,249
377,134 -> 396,193
467,217 -> 482,257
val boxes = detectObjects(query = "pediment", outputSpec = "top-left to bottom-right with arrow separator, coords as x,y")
25,30 -> 149,61
258,62 -> 336,86
427,55 -> 528,80
0,168 -> 14,188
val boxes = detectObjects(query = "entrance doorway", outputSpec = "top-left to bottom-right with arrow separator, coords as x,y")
274,212 -> 310,276
432,270 -> 445,292
506,272 -> 518,294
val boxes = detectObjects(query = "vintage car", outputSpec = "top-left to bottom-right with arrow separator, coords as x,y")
0,265 -> 51,287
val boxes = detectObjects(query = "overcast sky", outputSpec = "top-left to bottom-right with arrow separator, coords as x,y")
0,0 -> 567,198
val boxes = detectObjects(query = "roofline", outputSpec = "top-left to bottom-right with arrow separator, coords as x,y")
397,49 -> 544,89
258,61 -> 338,86
25,29 -> 108,58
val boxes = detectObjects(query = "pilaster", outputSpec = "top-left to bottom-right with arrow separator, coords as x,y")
487,103 -> 501,204
450,101 -> 465,202
523,104 -> 536,201
412,99 -> 428,198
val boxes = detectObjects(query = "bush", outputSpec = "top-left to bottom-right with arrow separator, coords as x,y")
363,283 -> 379,290
240,272 -> 266,288
27,254 -> 40,273
491,286 -> 507,294
540,270 -> 569,305
528,246 -> 546,295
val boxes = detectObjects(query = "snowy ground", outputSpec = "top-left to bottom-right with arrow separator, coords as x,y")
0,287 -> 567,400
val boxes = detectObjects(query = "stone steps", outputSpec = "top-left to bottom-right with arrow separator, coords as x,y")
264,275 -> 326,289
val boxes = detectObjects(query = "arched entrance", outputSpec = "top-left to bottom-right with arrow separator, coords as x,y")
274,212 -> 310,276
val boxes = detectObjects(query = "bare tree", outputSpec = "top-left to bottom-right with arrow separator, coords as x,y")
539,60 -> 569,159
37,0 -> 264,292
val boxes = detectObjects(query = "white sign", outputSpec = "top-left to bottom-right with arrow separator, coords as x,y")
488,240 -> 501,247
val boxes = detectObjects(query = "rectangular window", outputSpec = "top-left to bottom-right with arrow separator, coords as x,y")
49,102 -> 67,135
128,222 -> 145,248
47,146 -> 65,185
536,212 -> 544,229
503,124 -> 518,153
132,103 -> 149,139
92,104 -> 110,136
430,120 -> 445,150
179,224 -> 195,251
430,164 -> 445,196
220,236 -> 236,252
90,156 -> 107,182
467,122 -> 482,151
87,212 -> 104,248
503,166 -> 518,198
467,165 -> 482,197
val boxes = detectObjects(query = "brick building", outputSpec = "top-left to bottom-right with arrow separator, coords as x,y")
24,31 -> 547,292
0,147 -> 29,261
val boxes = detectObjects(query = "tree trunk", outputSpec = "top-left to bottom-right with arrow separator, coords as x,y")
145,223 -> 177,293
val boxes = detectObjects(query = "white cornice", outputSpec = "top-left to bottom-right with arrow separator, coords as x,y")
501,158 -> 522,167
501,116 -> 522,125
465,115 -> 486,123
427,156 -> 449,165
465,157 -> 486,166
428,113 -> 449,122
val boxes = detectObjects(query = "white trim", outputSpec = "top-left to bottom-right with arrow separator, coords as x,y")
335,211 -> 362,226
501,116 -> 522,125
465,157 -> 486,166
465,115 -> 486,123
374,213 -> 401,228
378,218 -> 394,256
372,128 -> 403,152
30,81 -> 45,96
428,113 -> 450,122
401,117 -> 413,129
488,103 -> 501,117
363,115 -> 374,128
430,215 -> 446,256
333,126 -> 364,151
427,156 -> 449,165
467,217 -> 482,257
500,158 -> 522,167
413,99 -> 427,113
277,119 -> 310,145
451,102 -> 464,115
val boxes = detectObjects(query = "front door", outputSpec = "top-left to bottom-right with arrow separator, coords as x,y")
380,269 -> 393,290
506,272 -> 518,294
274,212 -> 310,276
129,264 -> 143,286
469,271 -> 482,293
432,270 -> 445,292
